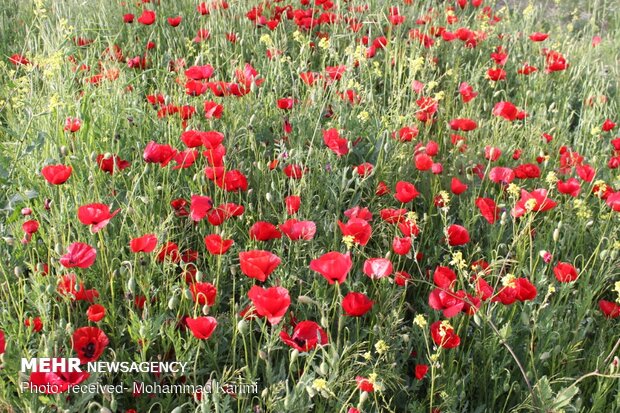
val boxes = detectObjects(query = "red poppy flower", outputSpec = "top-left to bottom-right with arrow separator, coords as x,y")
280,320 -> 328,352
285,195 -> 301,214
414,153 -> 433,171
342,292 -> 374,316
449,118 -> 477,131
186,316 -> 218,339
86,304 -> 106,322
130,234 -> 157,253
415,364 -> 429,380
156,241 -> 180,263
475,197 -> 500,224
137,10 -> 156,25
190,195 -> 213,221
204,234 -> 234,255
394,181 -> 420,203
599,300 -> 620,318
25,317 -> 43,332
430,320 -> 460,349
458,82 -> 477,102
249,221 -> 282,241
557,178 -> 581,197
356,376 -> 375,392
239,250 -> 281,282
41,164 -> 72,185
363,258 -> 393,279
553,262 -> 579,283
77,203 -> 120,233
167,16 -> 182,27
511,189 -> 557,218
392,236 -> 412,255
323,128 -> 349,156
487,168 -> 514,185
64,117 -> 81,132
451,177 -> 468,195
494,278 -> 537,305
279,219 -> 316,241
189,282 -> 217,306
96,154 -> 130,174
57,274 -> 99,302
429,288 -> 466,318
492,101 -> 520,121
28,369 -> 90,394
310,251 -> 352,284
529,32 -> 549,42
487,68 -> 506,81
72,326 -> 109,363
433,266 -> 457,289
60,242 -> 96,269
247,285 -> 290,325
337,218 -> 372,245
204,101 -> 224,119
446,224 -> 470,246
606,192 -> 620,212
143,141 -> 177,167
0,330 -> 5,354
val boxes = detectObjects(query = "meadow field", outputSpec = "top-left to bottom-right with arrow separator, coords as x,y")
0,0 -> 619,411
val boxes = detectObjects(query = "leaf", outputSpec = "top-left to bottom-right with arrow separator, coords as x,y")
553,385 -> 579,410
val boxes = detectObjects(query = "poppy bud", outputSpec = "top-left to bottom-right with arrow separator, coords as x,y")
127,276 -> 136,293
139,324 -> 148,337
89,151 -> 98,162
183,288 -> 192,300
297,295 -> 315,305
320,361 -> 329,375
100,406 -> 112,413
171,406 -> 185,413
290,349 -> 298,364
266,192 -> 273,202
261,388 -> 269,399
168,295 -> 179,310
14,266 -> 23,277
258,350 -> 267,360
237,319 -> 248,335
612,250 -> 618,260
60,146 -> 68,157
321,315 -> 329,328
110,399 -> 117,411
54,242 -> 63,255
359,391 -> 369,405
201,304 -> 210,315
553,228 -> 560,242
195,271 -> 203,282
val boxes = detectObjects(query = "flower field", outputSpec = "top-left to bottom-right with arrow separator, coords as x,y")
0,0 -> 619,411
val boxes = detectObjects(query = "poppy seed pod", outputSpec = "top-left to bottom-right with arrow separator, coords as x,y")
90,151 -> 98,162
237,319 -> 248,335
168,295 -> 179,310
127,276 -> 136,293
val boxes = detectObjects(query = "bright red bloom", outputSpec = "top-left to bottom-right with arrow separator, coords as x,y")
130,234 -> 157,253
0,330 -> 5,354
451,177 -> 468,195
342,292 -> 374,316
392,236 -> 412,255
57,274 -> 99,302
189,282 -> 217,306
394,181 -> 420,203
475,198 -> 500,224
239,250 -> 281,282
42,164 -> 72,185
280,320 -> 328,352
323,128 -> 349,156
86,304 -> 106,322
60,242 -> 96,269
156,241 -> 180,263
489,167 -> 515,184
189,195 -> 213,221
494,278 -> 537,305
204,101 -> 224,119
285,195 -> 301,215
606,192 -> 620,212
363,258 -> 393,279
415,364 -> 429,380
433,266 -> 456,289
553,262 -> 579,283
356,376 -> 375,392
137,9 -> 156,25
449,118 -> 477,131
96,154 -> 130,174
143,141 -> 177,167
167,16 -> 182,26
25,317 -> 43,332
458,82 -> 477,102
492,101 -> 524,122
204,234 -> 234,255
557,178 -> 581,197
430,320 -> 460,349
185,65 -> 215,80
511,189 -> 557,218
337,218 -> 372,245
249,221 -> 282,241
529,32 -> 549,42
77,203 -> 120,232
72,326 -> 109,363
247,285 -> 290,325
429,289 -> 465,318
599,300 -> 620,318
310,251 -> 353,284
446,224 -> 470,246
186,316 -> 218,339
64,117 -> 81,132
279,219 -> 316,241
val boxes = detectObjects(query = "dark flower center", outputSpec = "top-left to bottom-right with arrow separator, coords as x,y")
82,342 -> 96,359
